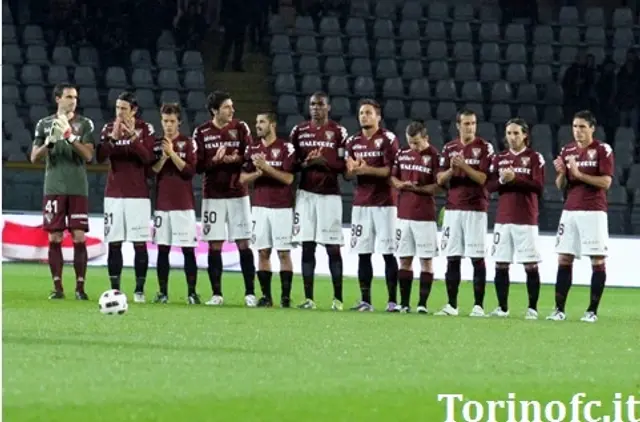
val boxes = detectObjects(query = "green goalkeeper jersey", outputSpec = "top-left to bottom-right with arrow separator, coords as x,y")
33,114 -> 95,197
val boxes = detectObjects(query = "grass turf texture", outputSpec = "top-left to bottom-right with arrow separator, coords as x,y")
3,262 -> 639,422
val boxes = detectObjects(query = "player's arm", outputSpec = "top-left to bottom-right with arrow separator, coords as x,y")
436,149 -> 453,187
96,123 -> 120,163
354,134 -> 396,178
573,144 -> 614,190
175,138 -> 197,178
129,123 -> 156,164
511,153 -> 544,194
30,119 -> 50,163
239,149 -> 262,184
485,157 -> 501,194
65,118 -> 94,162
151,155 -> 168,173
260,143 -> 295,185
554,151 -> 568,190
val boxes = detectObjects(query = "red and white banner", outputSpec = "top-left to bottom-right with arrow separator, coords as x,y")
2,213 -> 639,287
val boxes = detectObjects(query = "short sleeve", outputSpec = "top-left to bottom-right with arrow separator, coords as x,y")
392,151 -> 401,178
282,142 -> 296,172
336,124 -> 348,158
479,141 -> 494,173
99,123 -> 111,143
33,119 -> 47,147
382,131 -> 399,167
344,136 -> 354,160
432,151 -> 441,176
439,146 -> 450,171
488,153 -> 499,176
81,118 -> 95,144
242,146 -> 256,172
239,120 -> 253,152
598,143 -> 614,176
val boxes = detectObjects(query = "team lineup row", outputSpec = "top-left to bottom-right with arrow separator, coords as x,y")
31,84 -> 615,323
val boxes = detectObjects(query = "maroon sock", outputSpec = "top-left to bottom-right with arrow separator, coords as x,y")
73,242 -> 87,292
48,242 -> 63,291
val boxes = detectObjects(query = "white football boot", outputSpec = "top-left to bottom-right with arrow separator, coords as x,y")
244,294 -> 257,307
133,292 -> 146,303
469,305 -> 487,317
580,311 -> 598,323
434,304 -> 459,316
546,309 -> 566,321
524,308 -> 539,320
205,295 -> 224,306
489,307 -> 509,317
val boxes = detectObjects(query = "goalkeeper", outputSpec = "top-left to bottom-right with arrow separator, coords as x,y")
30,83 -> 95,300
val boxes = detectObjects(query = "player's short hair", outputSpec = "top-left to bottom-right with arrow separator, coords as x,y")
52,83 -> 77,101
406,120 -> 427,138
160,103 -> 182,119
117,91 -> 138,109
505,117 -> 530,146
358,98 -> 381,115
206,90 -> 231,115
573,110 -> 597,127
258,112 -> 277,123
456,108 -> 476,122
310,91 -> 329,102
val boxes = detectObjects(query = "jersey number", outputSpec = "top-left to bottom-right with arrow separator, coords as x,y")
203,211 -> 217,224
45,199 -> 58,214
493,232 -> 501,244
294,212 -> 300,225
104,212 -> 113,226
154,216 -> 163,228
351,224 -> 363,238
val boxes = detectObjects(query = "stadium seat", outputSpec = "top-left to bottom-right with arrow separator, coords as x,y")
345,18 -> 366,37
157,50 -> 179,69
382,78 -> 405,99
329,97 -> 351,118
478,23 -> 500,43
409,101 -> 431,120
491,81 -> 512,102
428,62 -> 450,80
52,46 -> 74,66
3,24 -> 17,44
135,90 -> 156,109
47,65 -> 69,85
274,74 -> 296,95
131,49 -> 153,68
300,75 -> 322,95
375,39 -> 395,59
383,99 -> 406,120
20,64 -> 44,85
450,22 -> 471,42
479,63 -> 501,82
376,59 -> 398,79
426,41 -> 448,61
454,62 -> 476,81
322,37 -> 343,56
73,66 -> 96,87
435,102 -> 457,121
319,16 -> 341,36
131,68 -> 155,89
3,44 -> 22,65
157,69 -> 181,89
584,7 -> 604,26
296,36 -> 317,55
613,7 -> 634,28
585,27 -> 606,46
427,2 -> 449,20
353,76 -> 375,97
160,90 -> 180,104
181,51 -> 203,70
22,25 -> 45,45
270,35 -> 291,54
156,30 -> 176,51
183,70 -> 205,91
105,67 -> 128,88
558,6 -> 579,25
401,2 -> 422,20
272,54 -> 294,74
268,14 -> 286,35
277,95 -> 299,115
453,42 -> 474,62
479,43 -> 500,62
78,47 -> 99,68
29,105 -> 49,125
398,21 -> 420,40
78,87 -> 100,108
347,37 -> 369,58
402,60 -> 423,79
324,57 -> 347,75
533,26 -> 554,44
24,85 -> 47,105
425,21 -> 446,40
461,82 -> 482,102
350,58 -> 373,77
327,76 -> 350,96
25,45 -> 49,65
408,78 -> 431,99
401,40 -> 421,58
505,24 -> 526,43
435,80 -> 457,101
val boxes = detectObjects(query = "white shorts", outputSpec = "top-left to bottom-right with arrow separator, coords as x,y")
395,219 -> 438,259
153,210 -> 198,247
440,210 -> 487,258
252,206 -> 293,251
200,197 -> 252,242
349,206 -> 396,254
555,210 -> 609,259
491,223 -> 541,264
103,197 -> 151,243
292,190 -> 344,245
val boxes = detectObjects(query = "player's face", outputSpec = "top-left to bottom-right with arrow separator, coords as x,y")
358,105 -> 380,129
572,118 -> 594,142
161,113 -> 180,136
309,95 -> 329,121
407,134 -> 428,152
456,114 -> 477,140
56,88 -> 78,113
215,99 -> 234,124
505,123 -> 526,151
255,115 -> 273,138
115,99 -> 135,121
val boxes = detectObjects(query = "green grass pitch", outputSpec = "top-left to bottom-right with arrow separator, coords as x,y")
3,262 -> 639,421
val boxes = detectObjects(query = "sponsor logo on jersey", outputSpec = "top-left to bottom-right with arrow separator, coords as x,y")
228,129 -> 237,140
521,156 -> 530,167
176,141 -> 185,150
472,148 -> 481,158
325,131 -> 334,141
588,149 -> 597,160
374,138 -> 383,149
271,149 -> 280,159
422,155 -> 431,166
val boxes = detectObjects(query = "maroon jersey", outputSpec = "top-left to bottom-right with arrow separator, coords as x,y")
439,137 -> 494,212
345,128 -> 399,207
193,119 -> 253,199
96,119 -> 155,198
487,148 -> 544,225
290,120 -> 348,195
243,138 -> 296,208
560,140 -> 614,211
153,134 -> 197,211
392,145 -> 440,221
